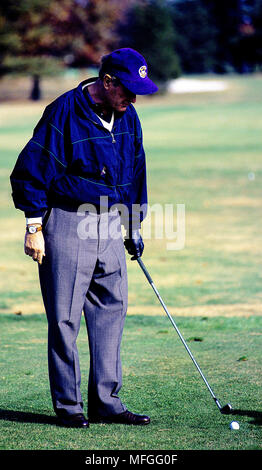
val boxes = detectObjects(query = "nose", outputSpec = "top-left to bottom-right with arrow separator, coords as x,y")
125,88 -> 136,103
122,84 -> 137,104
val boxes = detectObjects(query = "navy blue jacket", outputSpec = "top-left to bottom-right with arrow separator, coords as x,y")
10,79 -> 148,229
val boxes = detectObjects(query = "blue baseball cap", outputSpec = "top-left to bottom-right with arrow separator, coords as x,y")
99,48 -> 158,96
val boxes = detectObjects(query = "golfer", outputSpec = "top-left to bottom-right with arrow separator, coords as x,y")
10,48 -> 158,428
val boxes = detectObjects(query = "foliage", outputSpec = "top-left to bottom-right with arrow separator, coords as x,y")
0,1 -> 58,76
118,0 -> 181,84
170,0 -> 218,74
0,0 -> 123,78
249,0 -> 262,67
171,0 -> 262,74
45,0 -> 124,67
1,0 -> 262,98
0,0 -> 126,99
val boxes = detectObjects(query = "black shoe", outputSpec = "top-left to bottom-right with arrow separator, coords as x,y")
90,410 -> 150,425
58,413 -> 89,428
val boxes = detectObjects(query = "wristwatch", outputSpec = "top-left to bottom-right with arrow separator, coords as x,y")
26,225 -> 42,234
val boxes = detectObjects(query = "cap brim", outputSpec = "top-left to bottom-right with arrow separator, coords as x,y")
120,77 -> 158,95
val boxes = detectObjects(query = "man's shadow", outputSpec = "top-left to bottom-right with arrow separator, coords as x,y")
232,409 -> 262,425
0,408 -> 57,425
0,407 -> 262,425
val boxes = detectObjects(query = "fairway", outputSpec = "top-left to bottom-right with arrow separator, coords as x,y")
0,74 -> 261,451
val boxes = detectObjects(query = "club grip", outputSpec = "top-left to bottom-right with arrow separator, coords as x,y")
137,257 -> 153,285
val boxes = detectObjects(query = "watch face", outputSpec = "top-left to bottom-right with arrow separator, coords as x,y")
28,226 -> 37,233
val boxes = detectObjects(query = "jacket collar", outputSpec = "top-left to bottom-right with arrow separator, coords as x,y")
74,78 -> 126,128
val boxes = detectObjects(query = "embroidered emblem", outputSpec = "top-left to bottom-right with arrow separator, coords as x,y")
100,166 -> 107,176
138,65 -> 147,78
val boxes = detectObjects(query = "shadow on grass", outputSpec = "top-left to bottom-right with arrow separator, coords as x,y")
0,408 -> 261,427
232,409 -> 262,425
0,408 -> 57,426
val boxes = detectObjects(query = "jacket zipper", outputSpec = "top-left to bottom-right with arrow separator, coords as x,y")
111,132 -> 116,144
86,116 -> 119,199
86,114 -> 116,144
110,127 -> 120,201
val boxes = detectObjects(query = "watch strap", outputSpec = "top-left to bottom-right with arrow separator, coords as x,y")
26,225 -> 42,233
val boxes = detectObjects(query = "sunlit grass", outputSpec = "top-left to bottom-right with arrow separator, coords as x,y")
0,74 -> 262,450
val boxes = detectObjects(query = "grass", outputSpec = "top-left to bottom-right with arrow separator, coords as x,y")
0,73 -> 262,452
1,313 -> 261,451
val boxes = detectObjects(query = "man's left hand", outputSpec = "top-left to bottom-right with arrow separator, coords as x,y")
124,229 -> 144,260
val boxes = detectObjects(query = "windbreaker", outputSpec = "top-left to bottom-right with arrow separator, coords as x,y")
10,78 -> 148,229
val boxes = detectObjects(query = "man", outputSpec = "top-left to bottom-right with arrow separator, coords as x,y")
10,48 -> 158,428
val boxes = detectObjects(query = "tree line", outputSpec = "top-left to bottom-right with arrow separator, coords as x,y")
0,0 -> 262,99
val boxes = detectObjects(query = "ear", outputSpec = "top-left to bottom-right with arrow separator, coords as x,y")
103,74 -> 112,90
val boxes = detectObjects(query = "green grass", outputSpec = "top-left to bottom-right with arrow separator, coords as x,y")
0,74 -> 262,451
1,313 -> 261,450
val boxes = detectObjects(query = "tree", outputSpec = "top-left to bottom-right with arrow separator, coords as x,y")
45,0 -> 125,67
0,0 -> 124,99
118,0 -> 181,86
200,0 -> 262,73
248,0 -> 262,69
200,0 -> 244,73
170,0 -> 218,74
0,0 -> 63,99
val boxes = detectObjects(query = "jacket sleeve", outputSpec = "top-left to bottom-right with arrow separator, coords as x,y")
10,101 -> 67,217
127,113 -> 148,233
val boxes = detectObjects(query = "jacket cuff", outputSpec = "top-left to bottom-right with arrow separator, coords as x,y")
26,217 -> 43,225
24,210 -> 46,218
123,219 -> 141,238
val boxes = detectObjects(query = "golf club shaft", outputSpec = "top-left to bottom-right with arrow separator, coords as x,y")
137,257 -> 222,411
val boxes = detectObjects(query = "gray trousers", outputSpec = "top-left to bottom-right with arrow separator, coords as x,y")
38,207 -> 128,418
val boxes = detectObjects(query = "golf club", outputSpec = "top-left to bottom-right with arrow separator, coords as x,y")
137,257 -> 232,415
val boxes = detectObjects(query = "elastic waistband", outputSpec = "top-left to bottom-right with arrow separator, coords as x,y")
50,201 -> 119,217
50,200 -> 113,214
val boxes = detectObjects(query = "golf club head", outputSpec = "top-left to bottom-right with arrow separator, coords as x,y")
220,403 -> 233,414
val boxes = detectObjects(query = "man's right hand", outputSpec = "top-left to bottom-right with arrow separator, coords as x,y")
24,230 -> 45,265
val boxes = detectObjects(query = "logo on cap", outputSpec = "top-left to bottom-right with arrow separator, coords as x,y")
139,65 -> 147,79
